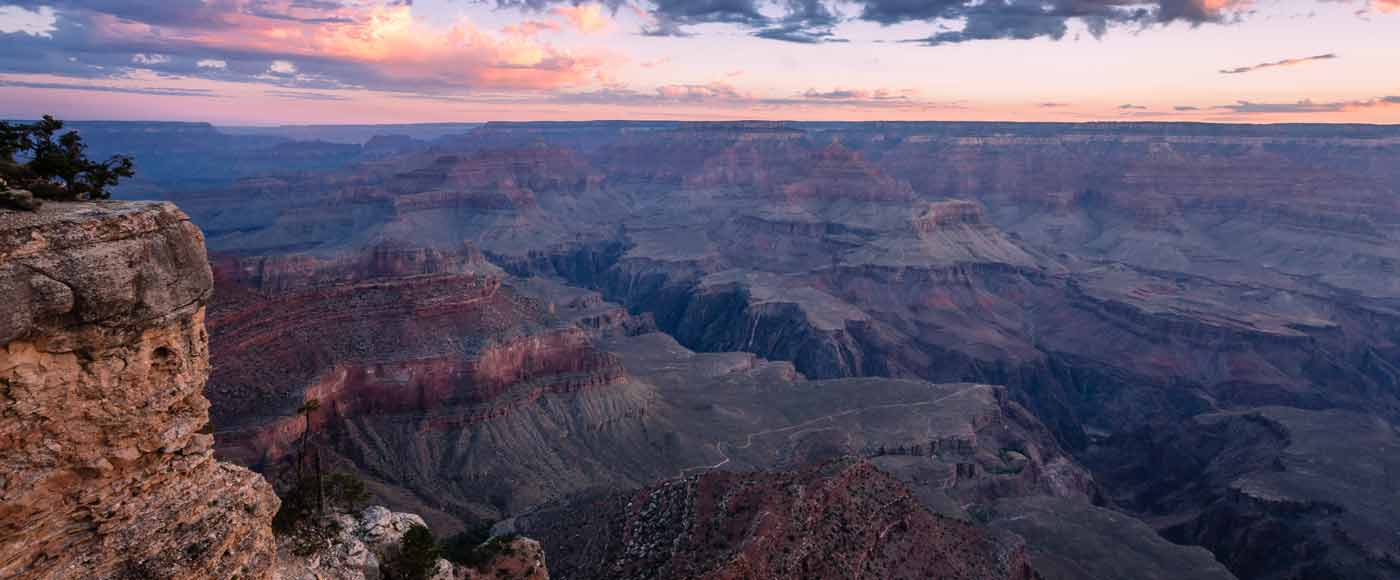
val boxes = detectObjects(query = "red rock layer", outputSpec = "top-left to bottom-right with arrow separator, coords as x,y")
523,458 -> 1038,580
206,244 -> 628,472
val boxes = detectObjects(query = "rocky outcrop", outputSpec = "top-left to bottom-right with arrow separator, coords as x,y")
272,506 -> 487,580
458,537 -> 548,580
0,178 -> 40,211
516,458 -> 1037,580
0,202 -> 279,579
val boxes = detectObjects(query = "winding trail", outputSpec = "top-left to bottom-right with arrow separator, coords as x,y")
677,385 -> 982,477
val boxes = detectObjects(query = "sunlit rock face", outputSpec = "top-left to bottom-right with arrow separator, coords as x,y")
0,202 -> 278,580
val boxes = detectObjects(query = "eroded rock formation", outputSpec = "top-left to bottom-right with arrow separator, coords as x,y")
515,458 -> 1038,580
0,202 -> 279,579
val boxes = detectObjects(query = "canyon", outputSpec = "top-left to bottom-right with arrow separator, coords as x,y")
5,120 -> 1397,579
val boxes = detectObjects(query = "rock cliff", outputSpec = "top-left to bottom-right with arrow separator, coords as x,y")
0,202 -> 279,579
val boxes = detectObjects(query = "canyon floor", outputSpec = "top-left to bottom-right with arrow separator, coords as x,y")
80,120 -> 1400,579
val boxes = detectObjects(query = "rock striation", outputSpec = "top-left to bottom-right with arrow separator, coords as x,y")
91,120 -> 1400,579
0,202 -> 279,579
516,458 -> 1038,580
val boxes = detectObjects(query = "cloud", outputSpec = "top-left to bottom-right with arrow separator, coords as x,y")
504,0 -> 846,42
267,60 -> 298,76
1216,96 -> 1400,113
0,5 -> 56,37
0,77 -> 220,97
557,82 -> 953,111
1119,103 -> 1148,110
518,0 -> 1273,44
1038,102 -> 1068,108
0,1 -> 613,93
1174,105 -> 1200,111
1219,53 -> 1337,74
264,89 -> 349,101
1375,0 -> 1399,12
801,88 -> 912,101
131,53 -> 171,65
892,0 -> 1260,45
656,81 -> 748,100
502,19 -> 561,37
555,4 -> 612,33
635,0 -> 768,37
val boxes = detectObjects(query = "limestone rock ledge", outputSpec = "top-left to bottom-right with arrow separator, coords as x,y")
274,506 -> 549,580
0,202 -> 279,579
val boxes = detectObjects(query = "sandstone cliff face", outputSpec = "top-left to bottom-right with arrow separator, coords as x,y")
0,202 -> 279,579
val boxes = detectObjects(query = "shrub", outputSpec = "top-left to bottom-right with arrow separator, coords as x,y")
441,524 -> 493,565
271,472 -> 373,556
385,524 -> 441,580
444,531 -> 521,571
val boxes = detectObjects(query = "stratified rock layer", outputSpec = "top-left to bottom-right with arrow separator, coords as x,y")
0,202 -> 279,579
516,458 -> 1037,580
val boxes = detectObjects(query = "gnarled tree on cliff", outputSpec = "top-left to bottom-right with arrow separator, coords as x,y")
1,115 -> 134,203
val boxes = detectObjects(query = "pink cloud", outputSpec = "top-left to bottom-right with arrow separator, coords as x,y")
503,20 -> 563,38
555,4 -> 613,34
655,82 -> 748,100
68,2 -> 616,92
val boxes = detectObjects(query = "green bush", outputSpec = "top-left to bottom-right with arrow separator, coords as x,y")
386,524 -> 441,580
443,531 -> 521,571
441,524 -> 493,565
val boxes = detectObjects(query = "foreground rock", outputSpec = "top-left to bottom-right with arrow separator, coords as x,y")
0,202 -> 278,579
274,505 -> 547,580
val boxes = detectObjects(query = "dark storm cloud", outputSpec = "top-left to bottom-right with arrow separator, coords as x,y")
1219,53 -> 1337,74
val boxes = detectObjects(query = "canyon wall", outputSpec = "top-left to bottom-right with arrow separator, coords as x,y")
0,203 -> 279,579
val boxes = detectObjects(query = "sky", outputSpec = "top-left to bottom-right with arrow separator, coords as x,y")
0,0 -> 1396,124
